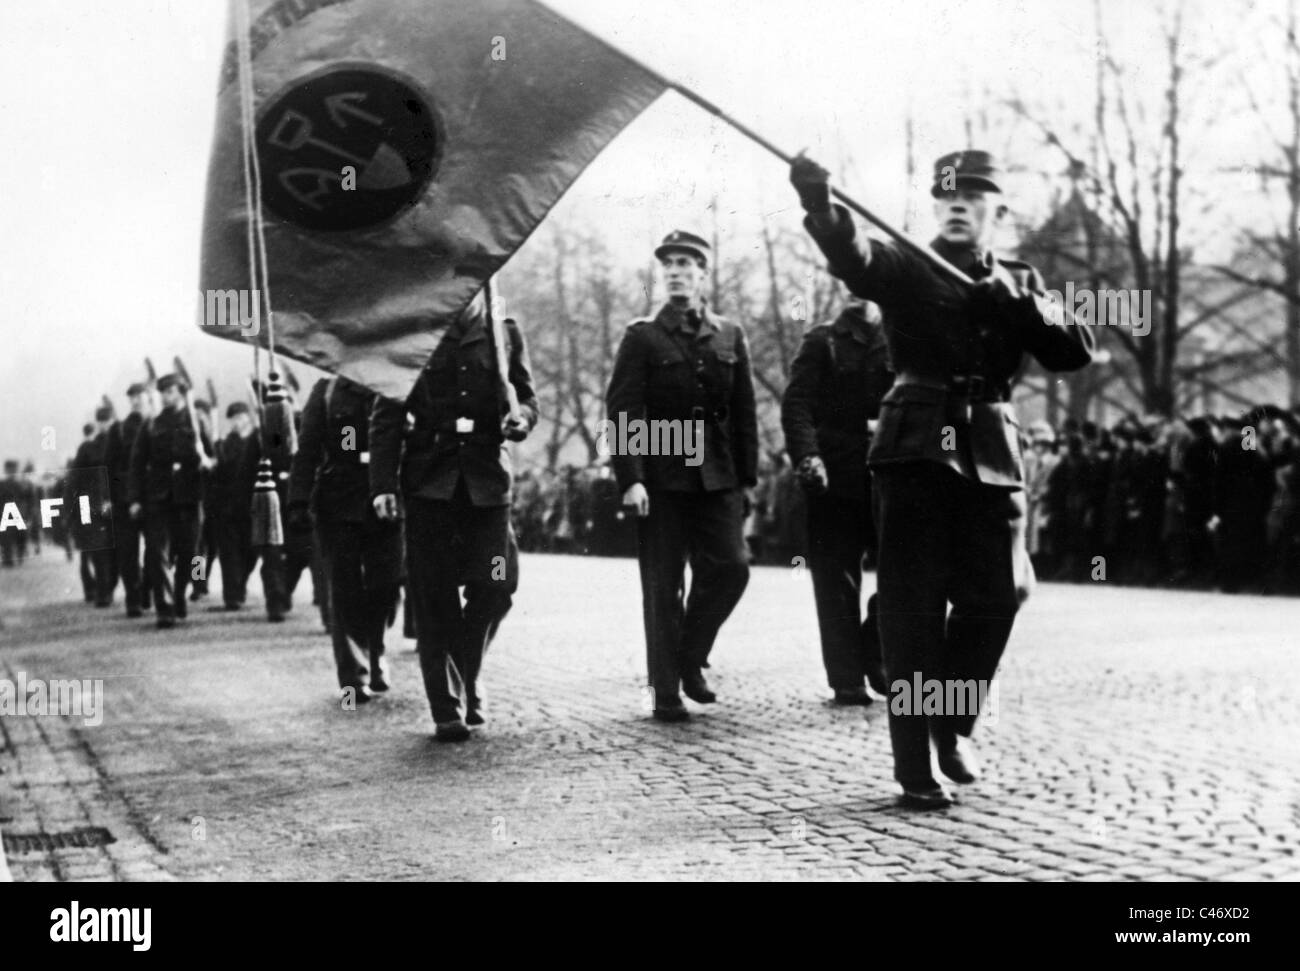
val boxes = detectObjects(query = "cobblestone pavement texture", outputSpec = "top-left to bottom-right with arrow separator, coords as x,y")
1,551 -> 1297,881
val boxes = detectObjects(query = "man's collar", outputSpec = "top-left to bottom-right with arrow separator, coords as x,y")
929,236 -> 996,277
655,300 -> 716,336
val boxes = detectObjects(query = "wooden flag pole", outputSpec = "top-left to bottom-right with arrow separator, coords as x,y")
485,278 -> 522,424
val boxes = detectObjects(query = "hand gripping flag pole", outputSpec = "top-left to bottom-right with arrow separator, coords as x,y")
532,0 -> 975,290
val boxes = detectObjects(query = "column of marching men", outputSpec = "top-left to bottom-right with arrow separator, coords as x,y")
11,147 -> 1109,809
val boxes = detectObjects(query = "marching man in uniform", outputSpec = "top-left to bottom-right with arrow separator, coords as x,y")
106,383 -> 154,617
781,300 -> 894,705
790,151 -> 1094,807
370,293 -> 538,741
292,375 -> 403,704
605,231 -> 759,723
128,373 -> 212,630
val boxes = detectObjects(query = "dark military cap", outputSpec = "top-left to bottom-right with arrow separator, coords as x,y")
3,459 -> 18,474
156,373 -> 189,394
127,382 -> 149,397
82,424 -> 95,437
931,149 -> 1004,197
193,399 -> 211,413
95,406 -> 113,422
654,230 -> 710,266
226,401 -> 251,419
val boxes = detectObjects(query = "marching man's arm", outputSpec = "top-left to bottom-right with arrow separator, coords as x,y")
605,325 -> 650,494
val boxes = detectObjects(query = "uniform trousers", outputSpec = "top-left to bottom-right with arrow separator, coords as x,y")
316,517 -> 403,692
636,488 -> 749,705
214,514 -> 253,608
115,515 -> 145,612
805,492 -> 882,691
405,480 -> 517,725
873,463 -> 1031,786
258,518 -> 313,618
142,504 -> 199,620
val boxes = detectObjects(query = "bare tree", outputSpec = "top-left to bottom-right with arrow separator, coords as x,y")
1214,0 -> 1300,406
1008,0 -> 1236,416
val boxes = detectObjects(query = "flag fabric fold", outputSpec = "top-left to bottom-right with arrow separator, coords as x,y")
200,0 -> 666,401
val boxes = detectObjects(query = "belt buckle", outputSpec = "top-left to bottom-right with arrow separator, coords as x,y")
455,417 -> 474,434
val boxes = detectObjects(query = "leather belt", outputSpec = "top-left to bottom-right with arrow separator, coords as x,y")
689,405 -> 728,423
895,374 -> 1008,404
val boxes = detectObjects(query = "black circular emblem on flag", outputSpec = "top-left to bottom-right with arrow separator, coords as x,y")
255,66 -> 442,232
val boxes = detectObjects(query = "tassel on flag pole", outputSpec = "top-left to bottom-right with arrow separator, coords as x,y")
249,458 -> 284,547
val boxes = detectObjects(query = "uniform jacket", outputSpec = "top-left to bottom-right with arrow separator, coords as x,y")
781,303 -> 894,499
210,430 -> 260,521
370,308 -> 540,508
67,433 -> 112,548
127,406 -> 211,508
605,301 -> 759,494
290,376 -> 380,523
805,206 -> 1094,488
105,412 -> 146,508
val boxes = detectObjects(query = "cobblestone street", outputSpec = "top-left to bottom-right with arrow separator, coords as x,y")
1,552 -> 1298,881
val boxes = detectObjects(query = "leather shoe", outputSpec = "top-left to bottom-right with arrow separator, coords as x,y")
832,687 -> 872,706
900,781 -> 955,810
937,735 -> 982,785
466,708 -> 485,727
652,702 -> 690,723
681,669 -> 716,704
155,615 -> 176,630
435,719 -> 471,742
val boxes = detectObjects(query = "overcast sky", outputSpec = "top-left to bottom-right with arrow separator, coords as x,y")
0,0 -> 1276,466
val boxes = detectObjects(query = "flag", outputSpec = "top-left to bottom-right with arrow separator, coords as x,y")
199,0 -> 666,401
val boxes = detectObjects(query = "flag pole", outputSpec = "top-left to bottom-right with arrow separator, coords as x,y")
485,278 -> 522,424
530,0 -> 973,288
